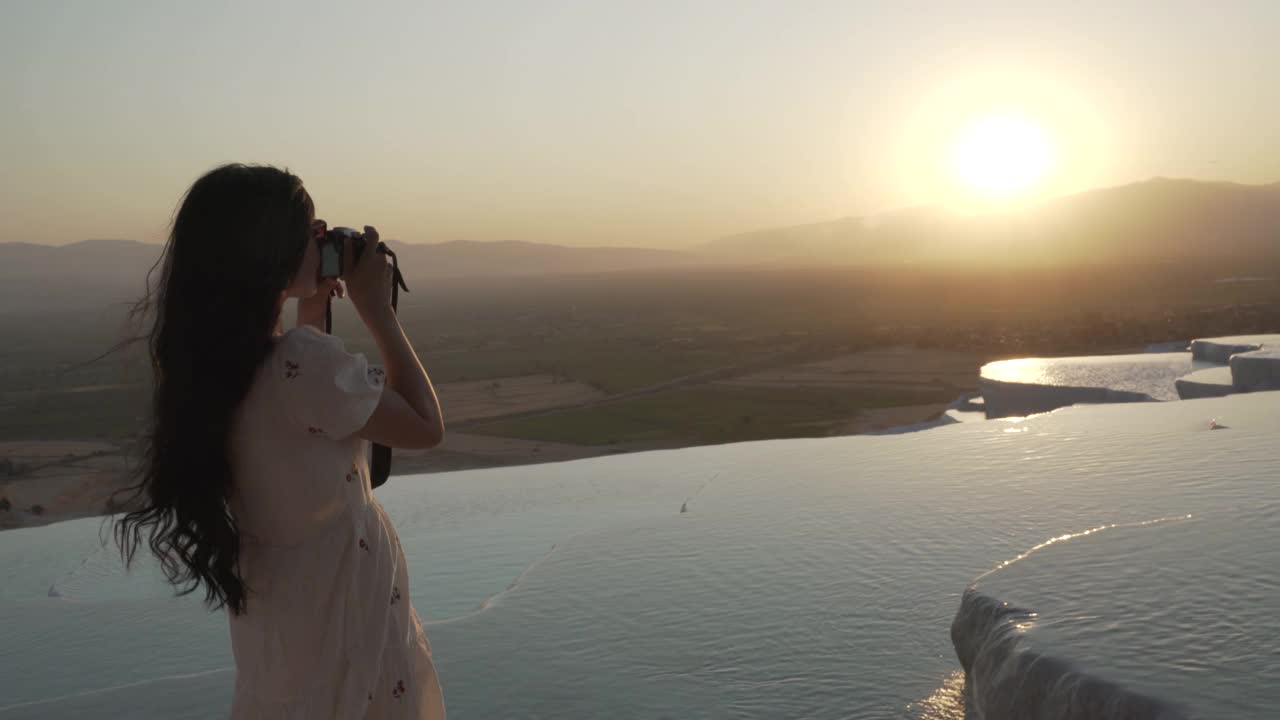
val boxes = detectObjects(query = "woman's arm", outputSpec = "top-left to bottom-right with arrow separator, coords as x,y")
343,226 -> 445,450
358,307 -> 445,449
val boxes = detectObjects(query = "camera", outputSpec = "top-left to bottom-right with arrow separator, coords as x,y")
317,226 -> 371,280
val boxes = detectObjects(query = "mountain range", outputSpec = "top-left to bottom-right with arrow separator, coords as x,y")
704,178 -> 1280,267
2,178 -> 1276,313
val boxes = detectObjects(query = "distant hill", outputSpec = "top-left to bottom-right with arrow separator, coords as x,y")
3,178 -> 1277,313
0,240 -> 164,313
705,178 -> 1280,268
0,239 -> 162,280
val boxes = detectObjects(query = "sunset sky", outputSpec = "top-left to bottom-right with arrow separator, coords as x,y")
2,1 -> 1277,247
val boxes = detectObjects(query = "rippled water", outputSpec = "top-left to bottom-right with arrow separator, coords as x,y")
974,510 -> 1280,718
2,393 -> 1276,719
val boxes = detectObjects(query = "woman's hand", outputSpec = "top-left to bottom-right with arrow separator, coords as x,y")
344,225 -> 394,325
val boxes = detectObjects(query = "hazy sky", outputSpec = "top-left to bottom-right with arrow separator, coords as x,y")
3,1 -> 1277,247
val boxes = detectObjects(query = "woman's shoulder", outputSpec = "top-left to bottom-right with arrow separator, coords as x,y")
267,327 -> 383,440
276,325 -> 348,352
274,327 -> 357,362
272,327 -> 382,382
265,327 -> 357,383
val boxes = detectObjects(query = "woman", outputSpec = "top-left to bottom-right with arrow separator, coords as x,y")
115,164 -> 447,718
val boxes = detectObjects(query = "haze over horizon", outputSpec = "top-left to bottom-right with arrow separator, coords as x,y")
4,1 -> 1278,248
5,176 -> 1274,253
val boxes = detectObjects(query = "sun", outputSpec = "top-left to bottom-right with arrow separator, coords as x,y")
949,113 -> 1056,199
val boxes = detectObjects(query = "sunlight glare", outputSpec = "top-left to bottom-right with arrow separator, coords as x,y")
949,113 -> 1056,199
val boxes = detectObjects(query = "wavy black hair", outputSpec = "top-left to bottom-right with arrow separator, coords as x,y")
114,163 -> 314,614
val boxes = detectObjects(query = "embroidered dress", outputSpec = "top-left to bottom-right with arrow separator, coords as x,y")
228,326 -> 444,719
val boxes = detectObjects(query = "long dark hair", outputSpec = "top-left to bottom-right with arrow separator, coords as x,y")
114,164 -> 314,615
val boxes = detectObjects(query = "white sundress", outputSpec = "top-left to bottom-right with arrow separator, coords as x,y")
228,326 -> 444,719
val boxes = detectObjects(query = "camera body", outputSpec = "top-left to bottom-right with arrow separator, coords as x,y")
317,226 -> 370,280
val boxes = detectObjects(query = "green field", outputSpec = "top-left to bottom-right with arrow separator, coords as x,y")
0,328 -> 750,440
0,341 -> 748,441
468,385 -> 955,447
410,343 -> 740,393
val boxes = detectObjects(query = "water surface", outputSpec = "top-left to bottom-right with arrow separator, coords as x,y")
2,393 -> 1276,718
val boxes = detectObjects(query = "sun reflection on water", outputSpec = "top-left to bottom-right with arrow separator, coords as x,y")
906,670 -> 966,720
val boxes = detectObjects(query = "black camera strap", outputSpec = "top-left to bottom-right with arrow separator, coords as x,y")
325,244 -> 409,489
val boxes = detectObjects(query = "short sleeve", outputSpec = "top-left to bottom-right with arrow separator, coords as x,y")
277,327 -> 385,440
